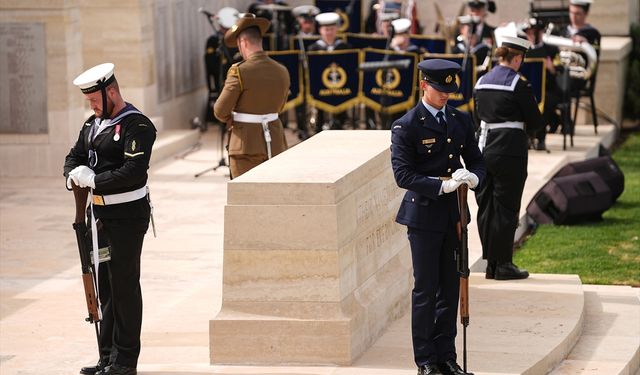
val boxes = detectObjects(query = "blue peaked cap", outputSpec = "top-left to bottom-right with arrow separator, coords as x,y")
418,59 -> 461,93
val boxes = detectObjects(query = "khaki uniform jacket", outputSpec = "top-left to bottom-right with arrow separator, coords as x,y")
214,51 -> 290,157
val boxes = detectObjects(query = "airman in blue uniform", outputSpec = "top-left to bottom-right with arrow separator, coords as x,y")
391,59 -> 485,375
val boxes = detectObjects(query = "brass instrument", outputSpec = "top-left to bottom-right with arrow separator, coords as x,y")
542,33 -> 597,80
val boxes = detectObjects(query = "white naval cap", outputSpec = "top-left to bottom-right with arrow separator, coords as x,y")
499,35 -> 531,52
293,5 -> 320,18
73,63 -> 115,94
392,18 -> 412,34
315,12 -> 340,26
569,0 -> 593,5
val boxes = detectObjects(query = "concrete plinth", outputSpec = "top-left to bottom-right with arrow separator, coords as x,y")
210,131 -> 412,365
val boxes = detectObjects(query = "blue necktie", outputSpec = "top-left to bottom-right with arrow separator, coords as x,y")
436,111 -> 446,126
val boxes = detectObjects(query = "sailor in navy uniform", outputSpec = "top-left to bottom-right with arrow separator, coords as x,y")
391,59 -> 485,375
561,0 -> 601,47
308,12 -> 352,132
64,63 -> 156,375
473,36 -> 544,281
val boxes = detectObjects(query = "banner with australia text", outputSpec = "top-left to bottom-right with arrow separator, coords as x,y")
346,33 -> 388,49
268,51 -> 304,111
361,48 -> 418,114
306,50 -> 361,113
409,35 -> 447,54
316,0 -> 363,33
422,53 -> 477,112
520,58 -> 546,111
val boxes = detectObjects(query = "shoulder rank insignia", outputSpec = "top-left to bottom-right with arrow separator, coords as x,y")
422,138 -> 436,145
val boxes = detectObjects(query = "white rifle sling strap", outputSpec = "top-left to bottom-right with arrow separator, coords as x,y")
232,111 -> 279,159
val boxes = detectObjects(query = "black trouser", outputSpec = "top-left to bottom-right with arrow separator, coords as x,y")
475,153 -> 527,263
407,221 -> 460,367
101,217 -> 149,368
97,262 -> 113,361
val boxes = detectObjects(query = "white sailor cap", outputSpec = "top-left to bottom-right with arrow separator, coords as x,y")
392,18 -> 412,34
569,0 -> 593,5
293,5 -> 320,19
499,35 -> 531,52
379,11 -> 400,22
467,0 -> 487,7
315,12 -> 340,26
73,63 -> 115,94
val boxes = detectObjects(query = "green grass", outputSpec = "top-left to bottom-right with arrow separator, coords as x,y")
515,131 -> 640,286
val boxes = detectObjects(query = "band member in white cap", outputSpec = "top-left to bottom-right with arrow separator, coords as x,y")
64,63 -> 156,375
214,13 -> 290,178
473,35 -> 544,281
562,0 -> 600,47
391,18 -> 420,53
308,12 -> 352,132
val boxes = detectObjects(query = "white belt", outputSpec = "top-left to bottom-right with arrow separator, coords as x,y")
232,112 -> 279,123
232,111 -> 279,159
478,121 -> 524,152
92,186 -> 148,206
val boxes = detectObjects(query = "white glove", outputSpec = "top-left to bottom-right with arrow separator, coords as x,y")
452,168 -> 471,181
452,168 -> 479,189
69,166 -> 96,189
463,172 -> 479,189
66,175 -> 79,190
441,178 -> 464,194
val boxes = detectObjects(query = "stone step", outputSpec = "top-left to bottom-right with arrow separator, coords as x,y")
149,129 -> 200,167
548,285 -> 640,375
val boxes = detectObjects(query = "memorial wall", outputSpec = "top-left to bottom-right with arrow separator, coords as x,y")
0,0 -> 254,176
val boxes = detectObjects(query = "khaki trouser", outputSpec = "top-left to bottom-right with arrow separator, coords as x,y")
229,154 -> 268,179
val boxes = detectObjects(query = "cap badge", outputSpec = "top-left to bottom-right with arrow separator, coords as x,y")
445,75 -> 453,83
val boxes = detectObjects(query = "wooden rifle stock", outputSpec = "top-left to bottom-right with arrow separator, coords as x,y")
71,183 -> 100,323
456,184 -> 470,372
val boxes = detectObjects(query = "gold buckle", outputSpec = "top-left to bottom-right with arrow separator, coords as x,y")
93,195 -> 105,206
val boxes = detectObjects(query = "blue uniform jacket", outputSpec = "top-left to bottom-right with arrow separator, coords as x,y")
391,103 -> 486,232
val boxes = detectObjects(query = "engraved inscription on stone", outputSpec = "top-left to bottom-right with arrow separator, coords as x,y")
0,23 -> 47,134
356,180 -> 402,225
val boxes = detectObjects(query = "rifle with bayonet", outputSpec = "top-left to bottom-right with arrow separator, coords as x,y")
456,184 -> 470,373
71,183 -> 101,346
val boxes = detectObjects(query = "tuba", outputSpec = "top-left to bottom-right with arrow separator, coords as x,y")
542,33 -> 597,81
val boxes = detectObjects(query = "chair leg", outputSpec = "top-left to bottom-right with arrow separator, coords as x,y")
572,95 -> 580,128
590,93 -> 598,134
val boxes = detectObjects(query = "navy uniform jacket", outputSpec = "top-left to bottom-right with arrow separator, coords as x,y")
64,104 -> 156,219
473,65 -> 544,157
391,103 -> 485,232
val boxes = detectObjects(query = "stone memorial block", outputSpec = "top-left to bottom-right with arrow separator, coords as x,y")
210,130 -> 412,365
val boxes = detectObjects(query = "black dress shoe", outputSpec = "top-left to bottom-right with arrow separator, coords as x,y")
80,357 -> 109,375
438,359 -> 474,375
495,262 -> 529,280
485,261 -> 496,279
95,363 -> 136,375
418,364 -> 443,375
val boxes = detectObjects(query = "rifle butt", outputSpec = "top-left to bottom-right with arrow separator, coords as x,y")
459,276 -> 469,325
82,273 -> 100,323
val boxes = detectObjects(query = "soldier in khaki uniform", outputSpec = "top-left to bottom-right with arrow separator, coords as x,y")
214,13 -> 290,178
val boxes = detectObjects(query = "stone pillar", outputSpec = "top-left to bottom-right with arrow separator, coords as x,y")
210,130 -> 412,365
